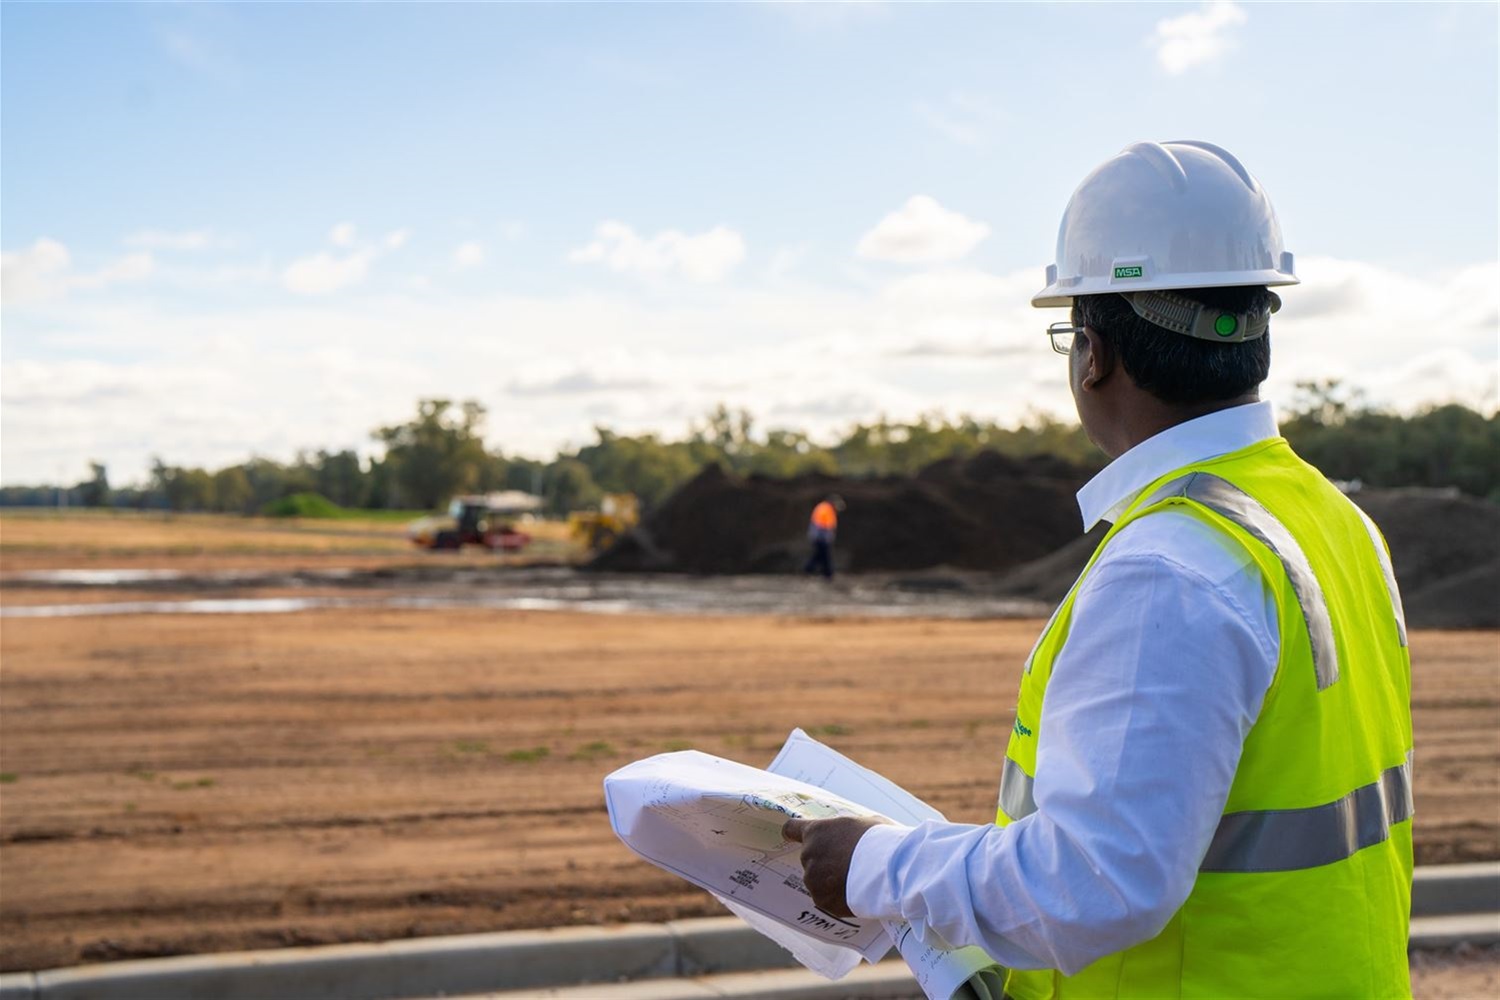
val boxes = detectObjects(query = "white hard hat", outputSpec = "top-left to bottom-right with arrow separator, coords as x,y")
1032,140 -> 1298,309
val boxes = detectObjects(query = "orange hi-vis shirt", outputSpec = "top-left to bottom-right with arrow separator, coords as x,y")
810,501 -> 838,531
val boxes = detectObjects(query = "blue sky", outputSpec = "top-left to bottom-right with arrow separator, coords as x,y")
3,2 -> 1497,485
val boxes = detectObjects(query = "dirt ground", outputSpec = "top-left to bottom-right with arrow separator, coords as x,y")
1,596 -> 1496,974
1,513 -> 1496,987
0,509 -> 577,573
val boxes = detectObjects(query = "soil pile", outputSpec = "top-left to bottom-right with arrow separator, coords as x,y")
589,452 -> 1092,575
1354,489 -> 1500,629
990,487 -> 1499,629
594,458 -> 1498,628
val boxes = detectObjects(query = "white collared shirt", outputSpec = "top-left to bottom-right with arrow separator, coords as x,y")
845,401 -> 1283,974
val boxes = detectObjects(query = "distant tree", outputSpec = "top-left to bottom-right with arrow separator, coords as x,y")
311,450 -> 365,508
241,458 -> 297,511
373,399 -> 491,510
1282,383 -> 1499,499
472,452 -> 511,493
151,460 -> 215,511
76,462 -> 110,507
362,456 -> 400,510
212,466 -> 254,513
503,458 -> 547,497
543,458 -> 602,514
574,428 -> 699,507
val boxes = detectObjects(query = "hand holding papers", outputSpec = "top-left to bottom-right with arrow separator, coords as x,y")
604,729 -> 1007,1000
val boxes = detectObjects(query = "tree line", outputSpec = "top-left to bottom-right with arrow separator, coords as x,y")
2,385 -> 1495,515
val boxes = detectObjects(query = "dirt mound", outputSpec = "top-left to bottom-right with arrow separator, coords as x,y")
990,487 -> 1500,629
596,460 -> 1498,629
1355,489 -> 1500,629
590,453 -> 1092,575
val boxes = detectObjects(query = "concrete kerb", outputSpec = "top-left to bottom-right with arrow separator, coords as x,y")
26,925 -> 678,1000
1412,861 -> 1500,917
1,920 -> 783,1000
0,973 -> 37,1000
3,863 -> 1495,1000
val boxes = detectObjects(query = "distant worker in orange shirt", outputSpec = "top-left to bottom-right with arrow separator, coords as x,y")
802,494 -> 845,580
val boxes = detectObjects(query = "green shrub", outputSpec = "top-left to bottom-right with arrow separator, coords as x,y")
260,492 -> 345,518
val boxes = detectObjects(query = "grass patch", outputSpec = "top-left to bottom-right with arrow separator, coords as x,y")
569,740 -> 617,761
661,739 -> 693,752
0,772 -> 17,784
171,777 -> 215,790
128,768 -> 156,781
259,492 -> 346,518
807,724 -> 851,738
452,740 -> 490,755
505,746 -> 550,763
322,507 -> 432,523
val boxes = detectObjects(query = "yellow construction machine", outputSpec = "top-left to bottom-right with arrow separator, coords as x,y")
569,493 -> 639,551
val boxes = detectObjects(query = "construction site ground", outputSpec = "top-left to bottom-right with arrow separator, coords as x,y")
1,513 -> 1497,989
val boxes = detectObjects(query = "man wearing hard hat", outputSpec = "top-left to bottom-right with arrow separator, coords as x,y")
785,141 -> 1413,997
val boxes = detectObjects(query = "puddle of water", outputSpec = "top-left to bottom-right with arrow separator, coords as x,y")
1,597 -> 345,618
1,591 -> 1045,620
7,569 -> 187,585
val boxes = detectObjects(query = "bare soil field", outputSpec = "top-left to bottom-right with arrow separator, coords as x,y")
1,600 -> 1496,974
2,512 -> 1496,988
0,510 -> 577,573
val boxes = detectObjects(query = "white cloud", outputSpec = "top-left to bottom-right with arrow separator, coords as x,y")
125,229 -> 228,252
1149,1 -> 1248,75
1266,256 -> 1499,411
767,245 -> 809,281
2,238 -> 72,303
569,221 -> 746,283
3,251 -> 1494,485
2,239 -> 155,304
505,366 -> 661,396
452,241 -> 486,269
856,196 -> 990,264
280,224 -> 407,294
76,252 -> 156,289
281,251 -> 374,295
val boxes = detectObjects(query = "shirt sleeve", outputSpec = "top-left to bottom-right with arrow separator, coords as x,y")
844,513 -> 1280,974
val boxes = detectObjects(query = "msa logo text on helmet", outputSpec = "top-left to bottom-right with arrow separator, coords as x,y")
1113,265 -> 1144,279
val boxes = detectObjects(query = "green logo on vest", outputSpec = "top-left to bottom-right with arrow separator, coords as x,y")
1013,719 -> 1033,738
1113,265 -> 1143,279
1214,313 -> 1238,337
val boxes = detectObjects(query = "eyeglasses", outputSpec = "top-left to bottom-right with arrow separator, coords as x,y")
1047,321 -> 1083,355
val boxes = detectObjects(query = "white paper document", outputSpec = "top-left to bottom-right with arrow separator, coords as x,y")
604,729 -> 1008,1000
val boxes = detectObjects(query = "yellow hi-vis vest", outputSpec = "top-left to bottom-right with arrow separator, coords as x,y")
996,437 -> 1414,999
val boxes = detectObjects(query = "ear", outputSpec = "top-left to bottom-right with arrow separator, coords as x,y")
1078,327 -> 1117,391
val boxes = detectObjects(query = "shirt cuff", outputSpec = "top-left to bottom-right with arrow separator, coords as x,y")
845,822 -> 912,919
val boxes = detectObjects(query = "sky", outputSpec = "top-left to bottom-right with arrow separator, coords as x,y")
2,1 -> 1497,486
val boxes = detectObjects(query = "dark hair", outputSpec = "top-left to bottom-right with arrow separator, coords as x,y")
1074,286 -> 1273,406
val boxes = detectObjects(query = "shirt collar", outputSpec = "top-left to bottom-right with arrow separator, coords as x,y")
1076,400 -> 1280,530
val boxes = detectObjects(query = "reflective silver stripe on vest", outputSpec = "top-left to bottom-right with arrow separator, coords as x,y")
998,757 -> 1037,820
1353,504 -> 1409,648
1199,753 -> 1414,873
1142,472 -> 1340,690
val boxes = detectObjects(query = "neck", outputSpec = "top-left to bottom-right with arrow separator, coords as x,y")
1109,392 -> 1259,457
